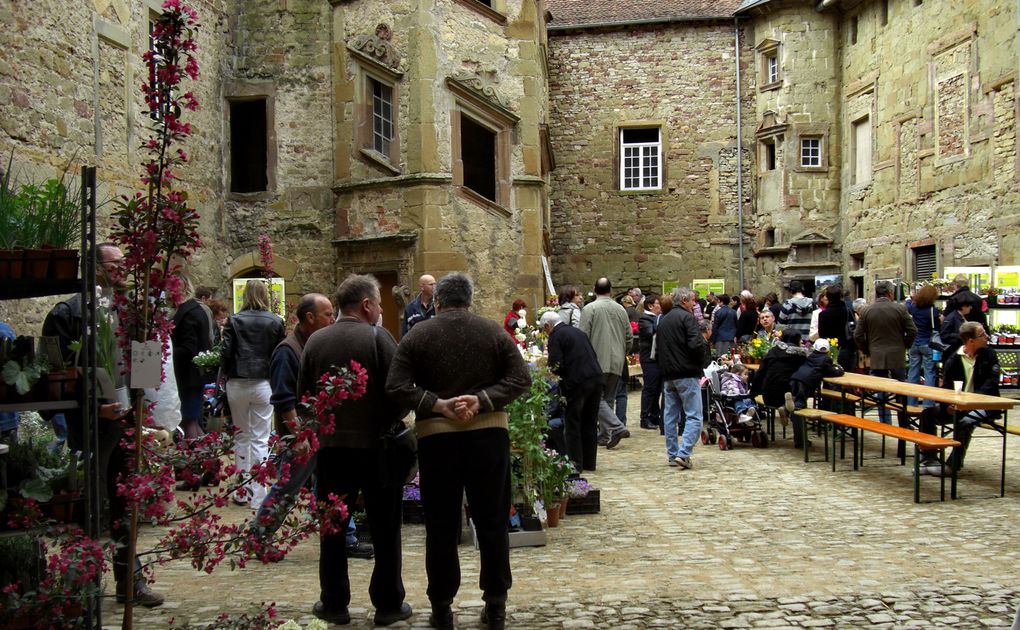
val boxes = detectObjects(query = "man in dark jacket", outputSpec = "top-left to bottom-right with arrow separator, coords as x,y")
919,322 -> 1001,474
710,293 -> 738,358
171,286 -> 214,441
542,311 -> 603,473
298,275 -> 412,627
400,273 -> 436,336
386,272 -> 530,630
637,294 -> 662,430
656,287 -> 709,469
854,280 -> 917,424
943,273 -> 987,330
751,330 -> 809,447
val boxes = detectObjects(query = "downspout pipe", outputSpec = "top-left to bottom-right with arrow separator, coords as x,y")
734,17 -> 746,290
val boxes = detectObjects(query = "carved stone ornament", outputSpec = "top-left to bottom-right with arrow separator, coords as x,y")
351,23 -> 401,72
450,69 -> 507,109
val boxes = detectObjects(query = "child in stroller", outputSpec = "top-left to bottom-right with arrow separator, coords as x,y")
702,363 -> 768,449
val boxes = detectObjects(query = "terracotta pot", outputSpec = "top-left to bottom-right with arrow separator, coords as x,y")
45,368 -> 80,400
48,249 -> 79,280
546,503 -> 561,528
558,498 -> 568,518
0,249 -> 23,280
21,249 -> 51,280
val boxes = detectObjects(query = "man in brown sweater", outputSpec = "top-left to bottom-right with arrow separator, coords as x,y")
386,272 -> 531,630
297,274 -> 412,627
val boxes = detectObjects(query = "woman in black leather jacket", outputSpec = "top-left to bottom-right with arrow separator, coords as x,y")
220,279 -> 285,509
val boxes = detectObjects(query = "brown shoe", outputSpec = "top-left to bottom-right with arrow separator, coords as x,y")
116,584 -> 165,608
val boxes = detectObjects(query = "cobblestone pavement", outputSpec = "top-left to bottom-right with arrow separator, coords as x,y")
107,392 -> 1020,629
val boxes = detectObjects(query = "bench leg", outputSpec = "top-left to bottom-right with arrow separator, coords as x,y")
852,428 -> 859,471
913,445 -> 920,503
939,449 -> 947,502
1001,412 -> 1008,498
823,419 -> 829,463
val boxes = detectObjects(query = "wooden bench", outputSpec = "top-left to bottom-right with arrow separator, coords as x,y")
792,408 -> 830,462
821,413 -> 961,502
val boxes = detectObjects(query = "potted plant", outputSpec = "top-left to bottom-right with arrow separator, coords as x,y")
0,336 -> 49,403
564,477 -> 600,515
537,449 -> 574,527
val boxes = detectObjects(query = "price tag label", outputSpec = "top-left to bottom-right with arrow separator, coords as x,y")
130,340 -> 163,389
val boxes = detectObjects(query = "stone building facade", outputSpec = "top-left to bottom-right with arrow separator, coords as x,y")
546,13 -> 755,295
2,0 -> 1019,333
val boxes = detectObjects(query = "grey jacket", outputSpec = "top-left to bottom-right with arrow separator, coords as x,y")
579,295 -> 633,375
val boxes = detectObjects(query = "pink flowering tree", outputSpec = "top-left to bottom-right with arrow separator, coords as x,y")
88,2 -> 360,627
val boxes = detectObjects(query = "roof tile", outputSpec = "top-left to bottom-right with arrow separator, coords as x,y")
546,0 -> 744,28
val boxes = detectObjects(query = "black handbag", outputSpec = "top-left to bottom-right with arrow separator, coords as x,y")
380,421 -> 418,487
928,308 -> 948,352
844,311 -> 856,341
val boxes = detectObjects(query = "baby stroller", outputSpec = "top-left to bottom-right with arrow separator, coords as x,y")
700,364 -> 768,450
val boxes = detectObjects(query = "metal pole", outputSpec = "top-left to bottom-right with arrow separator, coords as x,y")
81,165 -> 101,629
734,19 -> 746,290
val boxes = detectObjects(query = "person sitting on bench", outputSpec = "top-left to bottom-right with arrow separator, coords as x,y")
789,338 -> 845,411
750,329 -> 809,448
918,322 -> 1001,476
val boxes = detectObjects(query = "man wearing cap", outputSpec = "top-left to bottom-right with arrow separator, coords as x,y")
788,338 -> 845,412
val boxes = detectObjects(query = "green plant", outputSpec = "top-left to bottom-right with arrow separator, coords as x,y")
0,152 -> 23,249
507,366 -> 554,513
0,154 -> 83,250
1,335 -> 48,395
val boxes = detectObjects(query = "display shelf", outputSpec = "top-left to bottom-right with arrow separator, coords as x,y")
989,302 -> 1020,310
0,278 -> 80,300
0,400 -> 79,413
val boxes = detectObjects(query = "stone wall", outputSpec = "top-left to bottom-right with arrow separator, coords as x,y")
331,0 -> 548,321
221,0 -> 337,306
547,21 -> 755,297
746,4 -> 842,295
838,0 -> 1020,280
0,0 -> 230,331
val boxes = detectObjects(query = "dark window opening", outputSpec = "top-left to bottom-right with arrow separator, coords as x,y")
622,128 -> 659,144
461,115 -> 496,202
230,99 -> 268,193
850,16 -> 858,45
764,140 -> 777,171
913,245 -> 937,281
764,228 -> 776,248
850,252 -> 865,271
880,0 -> 889,26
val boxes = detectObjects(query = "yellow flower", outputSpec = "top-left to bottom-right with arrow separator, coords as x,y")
752,338 -> 762,346
828,338 -> 838,346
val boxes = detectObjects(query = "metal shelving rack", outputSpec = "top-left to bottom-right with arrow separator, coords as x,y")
0,166 -> 101,628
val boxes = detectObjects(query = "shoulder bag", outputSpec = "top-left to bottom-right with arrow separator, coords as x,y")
371,325 -> 418,486
928,307 -> 948,352
844,310 -> 856,341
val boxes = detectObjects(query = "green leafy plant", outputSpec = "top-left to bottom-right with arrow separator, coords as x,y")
507,366 -> 554,513
1,336 -> 48,395
0,153 -> 83,250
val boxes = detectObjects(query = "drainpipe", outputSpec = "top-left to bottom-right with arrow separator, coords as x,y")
734,18 -> 746,290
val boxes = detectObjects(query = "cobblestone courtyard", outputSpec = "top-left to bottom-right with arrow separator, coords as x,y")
110,393 -> 1020,629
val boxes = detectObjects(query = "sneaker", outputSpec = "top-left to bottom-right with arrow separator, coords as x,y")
374,602 -> 413,626
346,541 -> 375,559
923,462 -> 947,477
784,392 -> 795,414
313,600 -> 351,625
675,457 -> 692,470
116,584 -> 165,608
737,414 -> 753,424
668,457 -> 680,467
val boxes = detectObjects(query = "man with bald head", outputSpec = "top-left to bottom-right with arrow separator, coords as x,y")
402,273 -> 437,336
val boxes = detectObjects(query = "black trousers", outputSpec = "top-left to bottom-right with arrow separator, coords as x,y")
316,446 -> 405,611
101,421 -> 137,588
563,380 -> 602,473
418,428 -> 511,607
639,360 -> 662,427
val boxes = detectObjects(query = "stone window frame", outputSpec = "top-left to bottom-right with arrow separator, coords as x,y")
758,135 -> 781,173
354,60 -> 403,175
792,123 -> 829,173
931,37 -> 973,167
448,79 -> 518,217
224,81 -> 278,200
617,125 -> 664,192
755,39 -> 781,93
452,0 -> 508,26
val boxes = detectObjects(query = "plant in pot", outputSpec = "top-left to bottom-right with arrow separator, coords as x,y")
507,366 -> 553,528
0,336 -> 49,402
537,448 -> 574,527
0,154 -> 26,280
29,175 -> 82,280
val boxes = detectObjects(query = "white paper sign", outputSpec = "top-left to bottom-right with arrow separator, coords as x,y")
130,340 -> 163,389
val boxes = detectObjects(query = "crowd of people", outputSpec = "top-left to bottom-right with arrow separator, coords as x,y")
6,249 -> 1006,627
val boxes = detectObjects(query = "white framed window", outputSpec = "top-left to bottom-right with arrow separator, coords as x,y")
767,54 -> 779,85
619,127 -> 662,191
800,137 -> 821,167
371,78 -> 394,156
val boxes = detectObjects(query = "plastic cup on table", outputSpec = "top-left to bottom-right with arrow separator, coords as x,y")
953,381 -> 963,393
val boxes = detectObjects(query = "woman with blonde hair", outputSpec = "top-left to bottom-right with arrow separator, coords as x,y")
219,279 -> 285,509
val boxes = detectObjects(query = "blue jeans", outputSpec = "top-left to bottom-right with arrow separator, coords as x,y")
906,345 -> 936,407
662,377 -> 703,460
